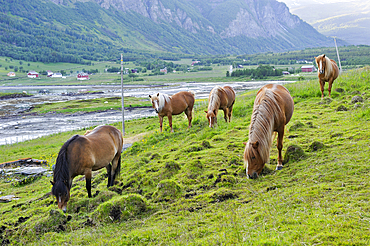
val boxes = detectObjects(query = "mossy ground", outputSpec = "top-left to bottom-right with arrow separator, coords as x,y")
1,68 -> 370,245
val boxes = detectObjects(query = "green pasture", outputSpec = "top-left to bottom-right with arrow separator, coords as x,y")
30,96 -> 152,114
0,56 -> 312,87
0,67 -> 370,245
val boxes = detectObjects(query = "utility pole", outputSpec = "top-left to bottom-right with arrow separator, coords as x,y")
334,37 -> 342,74
120,54 -> 125,136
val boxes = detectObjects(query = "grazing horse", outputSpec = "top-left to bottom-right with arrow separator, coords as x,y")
205,86 -> 236,128
244,84 -> 294,179
315,54 -> 339,98
51,125 -> 123,212
149,91 -> 195,132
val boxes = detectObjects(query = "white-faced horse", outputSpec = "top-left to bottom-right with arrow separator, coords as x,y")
149,91 -> 195,132
315,54 -> 339,98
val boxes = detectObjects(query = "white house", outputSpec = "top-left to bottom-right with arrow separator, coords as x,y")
7,72 -> 15,77
51,73 -> 63,78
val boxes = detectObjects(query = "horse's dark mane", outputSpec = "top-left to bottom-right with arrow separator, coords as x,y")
53,134 -> 79,187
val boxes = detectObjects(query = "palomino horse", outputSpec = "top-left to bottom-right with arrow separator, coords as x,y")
244,84 -> 294,179
205,86 -> 236,128
149,91 -> 195,132
51,125 -> 123,212
315,54 -> 339,98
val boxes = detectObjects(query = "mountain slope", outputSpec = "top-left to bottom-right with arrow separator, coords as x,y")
286,0 -> 370,45
0,0 -> 340,63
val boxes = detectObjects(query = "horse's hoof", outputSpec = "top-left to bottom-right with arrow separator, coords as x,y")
276,166 -> 283,171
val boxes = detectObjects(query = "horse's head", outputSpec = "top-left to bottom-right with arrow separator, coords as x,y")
51,180 -> 70,213
315,54 -> 326,75
149,93 -> 160,113
205,110 -> 217,128
243,141 -> 264,179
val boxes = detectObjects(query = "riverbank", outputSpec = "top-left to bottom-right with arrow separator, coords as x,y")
0,68 -> 370,245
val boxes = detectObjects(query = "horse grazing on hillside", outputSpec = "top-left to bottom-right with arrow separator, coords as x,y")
205,86 -> 236,128
315,54 -> 339,98
244,84 -> 294,179
149,91 -> 195,132
51,125 -> 123,212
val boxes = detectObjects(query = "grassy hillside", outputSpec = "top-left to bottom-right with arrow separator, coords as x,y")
1,67 -> 370,244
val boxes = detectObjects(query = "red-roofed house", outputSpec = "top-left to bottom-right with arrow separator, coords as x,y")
77,73 -> 89,80
27,71 -> 39,78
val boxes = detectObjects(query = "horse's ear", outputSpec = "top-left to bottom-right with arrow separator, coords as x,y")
323,54 -> 326,58
149,95 -> 151,98
204,110 -> 207,113
243,142 -> 247,146
50,180 -> 55,185
251,141 -> 259,149
157,93 -> 159,97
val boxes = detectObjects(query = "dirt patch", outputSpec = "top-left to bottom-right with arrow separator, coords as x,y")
123,132 -> 147,145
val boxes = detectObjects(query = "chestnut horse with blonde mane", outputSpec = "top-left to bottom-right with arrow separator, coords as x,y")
51,125 -> 123,212
149,91 -> 195,132
205,86 -> 236,128
244,84 -> 294,179
315,54 -> 339,98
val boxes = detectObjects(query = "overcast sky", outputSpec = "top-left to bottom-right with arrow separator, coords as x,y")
279,0 -> 353,8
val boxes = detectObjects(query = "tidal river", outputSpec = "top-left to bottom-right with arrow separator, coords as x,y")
0,81 -> 291,145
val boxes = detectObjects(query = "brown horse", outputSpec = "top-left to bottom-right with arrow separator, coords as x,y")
244,84 -> 294,179
51,125 -> 123,212
315,54 -> 339,98
149,91 -> 195,132
205,86 -> 236,128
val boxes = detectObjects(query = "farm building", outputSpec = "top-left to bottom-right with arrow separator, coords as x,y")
51,73 -> 63,78
46,70 -> 53,77
7,72 -> 15,77
77,73 -> 89,80
282,71 -> 290,75
160,67 -> 168,74
27,71 -> 39,78
301,65 -> 317,72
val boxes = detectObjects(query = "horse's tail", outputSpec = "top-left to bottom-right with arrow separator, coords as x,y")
53,135 -> 79,185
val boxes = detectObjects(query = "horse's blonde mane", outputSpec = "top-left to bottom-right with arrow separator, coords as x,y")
317,54 -> 333,79
248,89 -> 283,163
208,86 -> 222,111
158,93 -> 171,111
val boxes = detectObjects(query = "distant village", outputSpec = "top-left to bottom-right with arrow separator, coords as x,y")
6,70 -> 90,80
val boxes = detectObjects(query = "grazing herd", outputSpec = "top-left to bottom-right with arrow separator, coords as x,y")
51,55 -> 339,211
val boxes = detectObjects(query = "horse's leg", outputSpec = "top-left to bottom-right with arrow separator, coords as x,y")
168,114 -> 174,133
228,104 -> 234,122
223,107 -> 229,122
276,126 -> 285,170
159,115 -> 163,132
185,107 -> 192,129
109,154 -> 121,186
85,170 -> 93,198
106,164 -> 112,187
328,79 -> 334,97
320,80 -> 325,98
